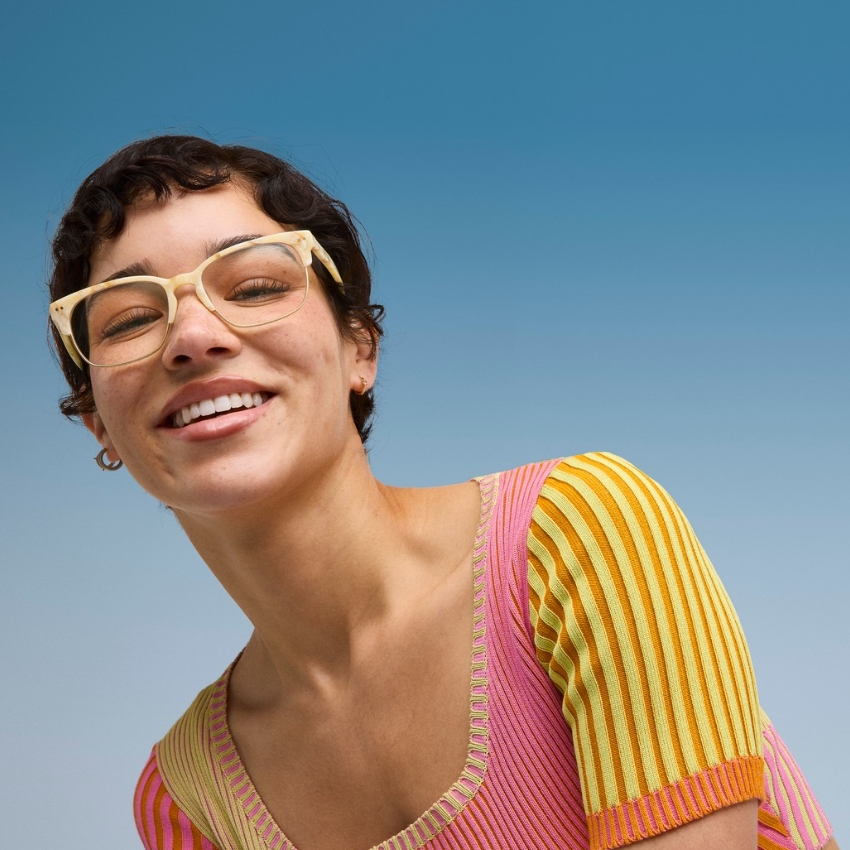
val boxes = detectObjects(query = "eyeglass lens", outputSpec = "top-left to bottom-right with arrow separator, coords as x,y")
71,243 -> 309,366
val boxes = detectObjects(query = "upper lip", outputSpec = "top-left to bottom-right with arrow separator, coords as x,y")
158,376 -> 273,425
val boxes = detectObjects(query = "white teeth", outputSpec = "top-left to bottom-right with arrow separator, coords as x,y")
171,392 -> 268,427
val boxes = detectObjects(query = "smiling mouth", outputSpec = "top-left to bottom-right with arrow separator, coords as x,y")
170,392 -> 270,428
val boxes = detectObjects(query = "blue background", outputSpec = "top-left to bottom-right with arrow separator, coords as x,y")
1,1 -> 847,846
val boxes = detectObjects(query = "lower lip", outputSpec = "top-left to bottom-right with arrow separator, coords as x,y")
161,398 -> 271,442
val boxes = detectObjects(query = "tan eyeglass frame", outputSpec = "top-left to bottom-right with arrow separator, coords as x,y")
50,230 -> 344,369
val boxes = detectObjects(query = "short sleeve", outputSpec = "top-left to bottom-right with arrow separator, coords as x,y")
527,452 -> 764,849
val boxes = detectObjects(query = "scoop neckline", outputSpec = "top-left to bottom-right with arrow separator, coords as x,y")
206,472 -> 500,850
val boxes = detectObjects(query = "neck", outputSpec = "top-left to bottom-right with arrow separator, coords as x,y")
173,447 -> 481,692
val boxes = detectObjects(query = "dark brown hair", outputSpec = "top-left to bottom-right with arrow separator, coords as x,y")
49,135 -> 384,443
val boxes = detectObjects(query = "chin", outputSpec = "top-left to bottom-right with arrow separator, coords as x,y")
166,458 -> 320,519
171,477 -> 289,515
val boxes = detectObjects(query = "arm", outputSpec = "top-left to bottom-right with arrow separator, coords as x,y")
527,452 -> 837,850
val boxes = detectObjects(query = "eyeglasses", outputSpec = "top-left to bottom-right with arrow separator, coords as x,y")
50,230 -> 343,369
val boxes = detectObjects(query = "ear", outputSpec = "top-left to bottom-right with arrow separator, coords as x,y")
81,411 -> 122,465
349,326 -> 378,394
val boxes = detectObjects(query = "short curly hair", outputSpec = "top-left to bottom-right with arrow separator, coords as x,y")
49,135 -> 385,443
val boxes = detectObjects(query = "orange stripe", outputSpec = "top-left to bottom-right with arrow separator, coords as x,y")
758,836 -> 791,850
168,798 -> 186,850
152,775 -> 167,850
137,759 -> 158,850
758,802 -> 792,837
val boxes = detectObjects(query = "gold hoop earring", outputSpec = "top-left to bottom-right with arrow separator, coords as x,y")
95,448 -> 123,471
357,376 -> 369,396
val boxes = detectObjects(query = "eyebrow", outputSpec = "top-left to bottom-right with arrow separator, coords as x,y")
104,260 -> 153,281
204,233 -> 264,257
102,234 -> 266,283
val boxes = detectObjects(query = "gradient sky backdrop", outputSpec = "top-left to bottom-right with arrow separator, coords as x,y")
1,1 -> 848,846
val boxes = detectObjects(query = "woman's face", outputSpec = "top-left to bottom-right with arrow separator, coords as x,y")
83,183 -> 375,516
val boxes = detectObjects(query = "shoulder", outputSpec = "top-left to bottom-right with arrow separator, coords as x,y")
154,665 -> 234,811
539,450 -> 674,503
527,451 -> 692,549
526,450 -> 721,633
478,452 -> 672,584
158,675 -> 220,750
144,667 -> 235,848
492,451 -> 660,488
489,451 -> 672,521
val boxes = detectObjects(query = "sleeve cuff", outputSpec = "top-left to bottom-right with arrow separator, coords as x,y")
588,754 -> 765,850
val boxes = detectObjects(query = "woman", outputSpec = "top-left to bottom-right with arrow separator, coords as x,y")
48,135 -> 837,850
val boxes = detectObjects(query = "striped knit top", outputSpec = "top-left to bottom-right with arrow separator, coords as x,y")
135,453 -> 832,850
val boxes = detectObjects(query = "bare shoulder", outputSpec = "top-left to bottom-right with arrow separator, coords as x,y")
380,479 -> 483,570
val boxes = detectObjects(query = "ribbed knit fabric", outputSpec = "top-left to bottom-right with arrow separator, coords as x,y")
525,454 -> 832,849
135,454 -> 832,850
757,712 -> 832,850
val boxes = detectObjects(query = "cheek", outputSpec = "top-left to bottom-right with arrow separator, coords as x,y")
89,371 -> 145,440
269,304 -> 349,374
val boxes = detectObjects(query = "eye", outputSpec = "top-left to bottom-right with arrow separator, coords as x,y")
98,307 -> 164,340
226,277 -> 292,303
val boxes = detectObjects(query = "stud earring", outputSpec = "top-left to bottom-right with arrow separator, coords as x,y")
95,448 -> 123,471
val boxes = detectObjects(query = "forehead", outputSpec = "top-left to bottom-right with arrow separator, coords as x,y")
89,183 -> 285,283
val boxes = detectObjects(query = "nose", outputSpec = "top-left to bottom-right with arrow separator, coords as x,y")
160,282 -> 242,369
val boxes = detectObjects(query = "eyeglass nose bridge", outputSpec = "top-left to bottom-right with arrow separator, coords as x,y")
165,270 -> 220,324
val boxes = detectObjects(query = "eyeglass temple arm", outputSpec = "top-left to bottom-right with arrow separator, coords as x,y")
50,304 -> 85,369
308,238 -> 344,288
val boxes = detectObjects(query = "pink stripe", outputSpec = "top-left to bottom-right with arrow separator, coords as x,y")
157,784 -> 177,850
134,752 -> 159,850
